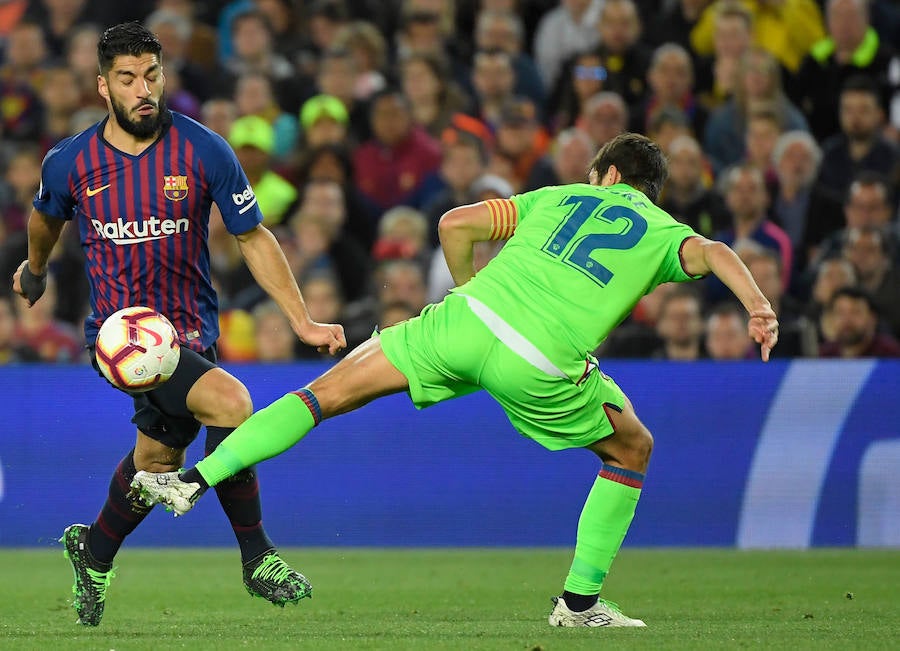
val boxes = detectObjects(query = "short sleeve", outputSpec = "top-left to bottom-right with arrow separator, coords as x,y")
508,188 -> 544,222
204,132 -> 264,235
33,143 -> 76,221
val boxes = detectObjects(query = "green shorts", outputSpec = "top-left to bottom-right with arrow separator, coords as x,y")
379,293 -> 627,451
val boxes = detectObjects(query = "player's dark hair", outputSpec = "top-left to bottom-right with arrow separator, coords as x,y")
97,22 -> 162,74
589,132 -> 668,203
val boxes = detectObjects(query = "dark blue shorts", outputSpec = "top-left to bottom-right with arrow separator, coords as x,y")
90,345 -> 218,449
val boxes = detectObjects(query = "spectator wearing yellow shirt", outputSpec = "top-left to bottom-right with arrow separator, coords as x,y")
227,115 -> 298,226
690,0 -> 826,73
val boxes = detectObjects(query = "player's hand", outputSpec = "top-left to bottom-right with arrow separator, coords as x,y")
12,260 -> 47,306
748,307 -> 778,362
298,321 -> 347,356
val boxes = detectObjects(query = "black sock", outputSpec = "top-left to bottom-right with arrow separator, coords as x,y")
88,449 -> 152,564
562,590 -> 599,612
178,466 -> 209,489
205,426 -> 274,563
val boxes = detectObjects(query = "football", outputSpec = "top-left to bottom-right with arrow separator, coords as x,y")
95,306 -> 181,392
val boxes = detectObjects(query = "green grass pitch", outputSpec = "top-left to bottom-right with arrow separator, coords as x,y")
0,548 -> 896,650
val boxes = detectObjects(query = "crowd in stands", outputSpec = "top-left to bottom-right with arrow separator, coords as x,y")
0,0 -> 898,364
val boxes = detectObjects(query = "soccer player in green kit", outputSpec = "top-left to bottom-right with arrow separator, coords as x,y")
133,133 -> 779,627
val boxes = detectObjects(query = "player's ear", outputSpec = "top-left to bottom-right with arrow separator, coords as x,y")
97,74 -> 109,100
601,165 -> 622,187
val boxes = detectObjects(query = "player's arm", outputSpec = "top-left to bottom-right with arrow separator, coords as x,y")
439,199 -> 517,286
680,235 -> 779,361
235,224 -> 346,355
12,209 -> 65,306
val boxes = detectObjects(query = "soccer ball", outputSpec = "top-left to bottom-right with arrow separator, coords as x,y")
95,306 -> 181,392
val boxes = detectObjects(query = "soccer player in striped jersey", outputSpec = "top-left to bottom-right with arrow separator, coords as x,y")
12,22 -> 345,626
133,133 -> 779,627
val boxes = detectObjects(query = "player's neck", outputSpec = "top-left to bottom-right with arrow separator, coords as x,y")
103,117 -> 161,156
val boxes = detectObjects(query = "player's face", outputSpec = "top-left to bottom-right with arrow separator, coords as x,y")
100,54 -> 167,140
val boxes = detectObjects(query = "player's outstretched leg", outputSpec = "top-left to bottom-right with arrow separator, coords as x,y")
60,524 -> 116,626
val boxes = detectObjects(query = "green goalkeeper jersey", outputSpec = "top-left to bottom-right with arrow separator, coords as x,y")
453,183 -> 701,378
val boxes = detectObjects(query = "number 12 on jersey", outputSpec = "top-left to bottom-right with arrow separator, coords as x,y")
542,194 -> 648,286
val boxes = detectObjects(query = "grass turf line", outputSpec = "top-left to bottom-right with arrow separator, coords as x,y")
0,548 -> 895,651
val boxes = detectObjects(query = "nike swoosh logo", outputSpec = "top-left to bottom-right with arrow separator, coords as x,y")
86,184 -> 111,197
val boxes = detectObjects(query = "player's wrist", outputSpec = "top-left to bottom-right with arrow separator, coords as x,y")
20,264 -> 48,303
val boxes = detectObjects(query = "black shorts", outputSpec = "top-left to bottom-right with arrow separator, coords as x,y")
90,345 -> 218,449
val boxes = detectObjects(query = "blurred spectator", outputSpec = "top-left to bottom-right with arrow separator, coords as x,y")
291,179 -> 372,302
333,20 -> 388,101
399,51 -> 474,140
633,43 -> 707,138
0,20 -> 47,144
474,8 -> 545,108
234,71 -> 300,159
316,47 -> 371,143
64,24 -> 105,110
694,1 -> 753,111
470,48 -> 519,130
491,96 -> 551,190
254,0 -> 303,64
742,104 -> 783,188
252,299 -> 297,362
715,164 -> 793,292
201,97 -> 238,139
219,9 -> 308,114
646,107 -> 695,153
659,135 -> 728,237
145,9 -> 211,104
372,205 -> 431,272
228,115 -> 297,226
551,49 -> 607,131
813,172 -> 899,265
705,301 -> 754,360
791,0 -> 898,142
375,258 -> 429,314
816,76 -> 900,205
806,256 -> 858,341
23,0 -> 99,59
36,66 -> 81,150
393,0 -> 468,86
301,0 -> 351,66
595,0 -> 653,113
652,286 -> 706,360
769,131 -> 844,275
207,204 -> 255,308
0,145 -> 42,237
578,91 -> 629,147
353,88 -> 443,212
294,142 -> 377,248
840,226 -> 900,338
526,126 -> 594,190
595,282 -> 674,358
299,94 -> 350,149
646,0 -> 711,51
703,47 -> 808,173
689,0 -> 825,74
13,275 -> 84,363
819,286 -> 900,357
422,129 -> 488,247
532,0 -> 602,93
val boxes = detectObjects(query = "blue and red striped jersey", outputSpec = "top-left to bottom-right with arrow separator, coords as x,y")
34,111 -> 263,351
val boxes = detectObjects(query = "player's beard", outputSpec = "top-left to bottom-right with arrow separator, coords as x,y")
111,92 -> 169,140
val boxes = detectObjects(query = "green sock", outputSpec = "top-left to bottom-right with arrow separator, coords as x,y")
196,389 -> 321,487
563,465 -> 645,595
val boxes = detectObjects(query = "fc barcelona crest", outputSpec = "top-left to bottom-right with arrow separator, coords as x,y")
163,175 -> 189,201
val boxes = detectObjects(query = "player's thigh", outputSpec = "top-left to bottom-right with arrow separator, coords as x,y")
480,355 -> 628,452
378,296 -> 488,409
308,336 -> 410,417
